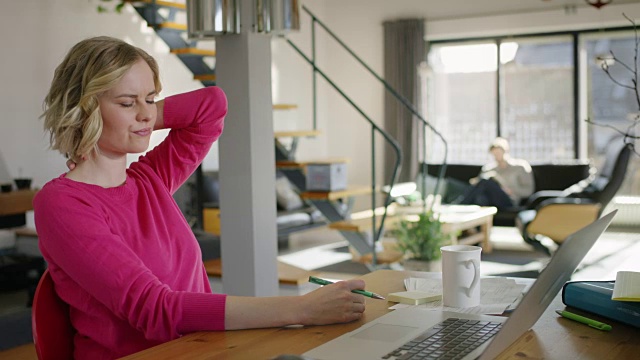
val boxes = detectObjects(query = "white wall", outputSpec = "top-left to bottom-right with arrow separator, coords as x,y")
427,2 -> 640,41
271,1 -> 329,160
0,0 -> 208,189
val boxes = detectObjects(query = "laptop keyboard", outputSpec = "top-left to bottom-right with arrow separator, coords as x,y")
382,318 -> 503,360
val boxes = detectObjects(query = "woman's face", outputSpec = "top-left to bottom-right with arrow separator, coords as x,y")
97,59 -> 157,159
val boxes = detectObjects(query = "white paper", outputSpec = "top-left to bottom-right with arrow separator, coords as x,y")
393,277 -> 527,315
612,271 -> 640,301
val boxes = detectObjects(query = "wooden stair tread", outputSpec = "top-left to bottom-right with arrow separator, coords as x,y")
276,157 -> 349,168
194,74 -> 217,81
203,259 -> 318,286
301,186 -> 372,201
155,22 -> 187,31
171,48 -> 216,57
125,0 -> 186,9
274,130 -> 321,138
272,104 -> 298,110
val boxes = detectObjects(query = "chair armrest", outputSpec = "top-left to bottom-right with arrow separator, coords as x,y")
536,196 -> 597,210
524,190 -> 567,209
526,202 -> 601,244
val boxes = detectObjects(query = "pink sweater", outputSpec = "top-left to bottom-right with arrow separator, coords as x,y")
34,87 -> 228,359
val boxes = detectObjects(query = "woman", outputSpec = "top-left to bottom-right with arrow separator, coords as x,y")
35,36 -> 366,359
455,137 -> 534,210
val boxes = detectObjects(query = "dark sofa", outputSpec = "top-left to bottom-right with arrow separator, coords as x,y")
421,161 -> 594,226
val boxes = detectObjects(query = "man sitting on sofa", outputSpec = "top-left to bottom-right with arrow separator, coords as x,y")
454,137 -> 535,210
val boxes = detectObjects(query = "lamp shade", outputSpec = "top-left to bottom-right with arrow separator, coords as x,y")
187,0 -> 240,38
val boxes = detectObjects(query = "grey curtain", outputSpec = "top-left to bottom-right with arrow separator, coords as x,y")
383,19 -> 425,183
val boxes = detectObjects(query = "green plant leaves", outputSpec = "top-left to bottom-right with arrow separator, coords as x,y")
392,211 -> 447,261
94,0 -> 125,14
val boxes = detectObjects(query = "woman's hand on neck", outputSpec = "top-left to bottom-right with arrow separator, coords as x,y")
65,153 -> 128,188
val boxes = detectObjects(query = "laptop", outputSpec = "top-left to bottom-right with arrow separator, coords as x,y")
304,210 -> 617,360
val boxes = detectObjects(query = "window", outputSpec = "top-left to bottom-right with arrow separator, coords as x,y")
426,37 -> 575,165
499,37 -> 574,162
584,32 -> 640,195
427,29 -> 640,196
426,42 -> 497,164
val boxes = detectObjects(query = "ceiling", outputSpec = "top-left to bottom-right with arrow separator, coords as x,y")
422,0 -> 640,21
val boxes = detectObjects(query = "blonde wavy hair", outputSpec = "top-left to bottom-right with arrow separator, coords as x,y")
42,36 -> 162,163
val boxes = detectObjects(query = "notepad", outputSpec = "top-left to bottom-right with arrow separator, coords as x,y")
387,291 -> 442,305
612,271 -> 640,302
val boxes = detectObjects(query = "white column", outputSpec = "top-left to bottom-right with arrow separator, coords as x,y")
215,0 -> 279,296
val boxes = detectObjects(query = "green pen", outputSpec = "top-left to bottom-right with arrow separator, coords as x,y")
555,310 -> 612,331
308,276 -> 385,300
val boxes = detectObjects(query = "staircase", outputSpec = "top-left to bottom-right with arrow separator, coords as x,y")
126,0 -> 402,267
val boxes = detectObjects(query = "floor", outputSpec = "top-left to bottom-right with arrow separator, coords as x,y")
1,224 -> 639,359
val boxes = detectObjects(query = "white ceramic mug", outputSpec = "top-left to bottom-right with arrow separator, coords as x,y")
441,245 -> 482,308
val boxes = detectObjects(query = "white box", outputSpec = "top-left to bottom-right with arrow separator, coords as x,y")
306,163 -> 348,191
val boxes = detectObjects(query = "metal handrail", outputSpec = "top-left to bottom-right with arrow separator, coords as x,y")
301,5 -> 448,202
285,39 -> 402,267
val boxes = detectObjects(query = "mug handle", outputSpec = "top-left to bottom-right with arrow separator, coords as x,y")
464,259 -> 480,297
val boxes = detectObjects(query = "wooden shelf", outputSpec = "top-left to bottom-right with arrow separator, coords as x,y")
274,130 -> 321,138
0,190 -> 37,216
276,157 -> 349,169
125,0 -> 186,10
194,74 -> 217,82
154,22 -> 187,31
272,104 -> 298,110
170,48 -> 216,57
300,186 -> 372,201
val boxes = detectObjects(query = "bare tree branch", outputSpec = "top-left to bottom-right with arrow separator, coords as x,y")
587,13 -> 640,147
586,119 -> 640,139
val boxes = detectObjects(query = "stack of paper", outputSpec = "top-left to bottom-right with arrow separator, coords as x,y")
387,291 -> 441,305
389,277 -> 527,315
612,271 -> 640,301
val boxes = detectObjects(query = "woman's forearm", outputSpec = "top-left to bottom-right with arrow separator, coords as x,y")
154,100 -> 165,130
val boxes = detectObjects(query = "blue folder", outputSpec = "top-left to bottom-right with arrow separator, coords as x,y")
562,281 -> 640,329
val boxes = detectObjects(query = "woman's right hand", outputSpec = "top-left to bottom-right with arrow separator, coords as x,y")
299,279 -> 366,325
66,159 -> 77,171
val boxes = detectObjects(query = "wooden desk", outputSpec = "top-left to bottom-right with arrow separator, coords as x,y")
0,190 -> 37,216
122,270 -> 640,359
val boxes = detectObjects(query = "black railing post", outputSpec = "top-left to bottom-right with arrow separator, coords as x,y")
312,18 -> 318,130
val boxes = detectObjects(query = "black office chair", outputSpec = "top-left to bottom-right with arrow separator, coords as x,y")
516,136 -> 632,254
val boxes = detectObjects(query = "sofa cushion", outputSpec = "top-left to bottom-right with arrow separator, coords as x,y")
275,176 -> 304,211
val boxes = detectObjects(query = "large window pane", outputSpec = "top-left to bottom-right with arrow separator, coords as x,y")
426,42 -> 497,164
585,33 -> 640,195
499,37 -> 574,162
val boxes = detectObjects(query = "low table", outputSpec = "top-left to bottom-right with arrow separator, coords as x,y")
393,205 -> 498,253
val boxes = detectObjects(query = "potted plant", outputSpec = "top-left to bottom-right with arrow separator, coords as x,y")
392,211 -> 448,271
